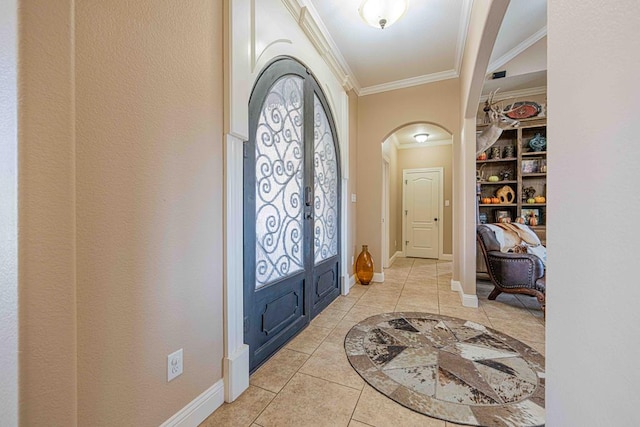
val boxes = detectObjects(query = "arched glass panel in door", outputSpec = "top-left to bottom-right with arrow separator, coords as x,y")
313,94 -> 338,264
254,76 -> 304,288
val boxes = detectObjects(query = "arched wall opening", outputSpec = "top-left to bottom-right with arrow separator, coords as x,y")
355,78 -> 461,279
380,122 -> 454,268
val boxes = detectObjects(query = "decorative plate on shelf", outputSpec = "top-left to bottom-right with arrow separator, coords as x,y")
504,101 -> 541,120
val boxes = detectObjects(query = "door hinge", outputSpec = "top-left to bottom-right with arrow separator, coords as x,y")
405,240 -> 409,245
243,141 -> 248,159
405,180 -> 408,185
405,210 -> 408,215
243,316 -> 249,334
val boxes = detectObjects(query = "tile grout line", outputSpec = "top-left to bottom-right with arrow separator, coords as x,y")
291,369 -> 365,392
243,385 -> 277,427
347,384 -> 367,426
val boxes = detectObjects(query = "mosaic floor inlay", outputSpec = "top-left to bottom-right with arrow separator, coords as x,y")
345,312 -> 545,426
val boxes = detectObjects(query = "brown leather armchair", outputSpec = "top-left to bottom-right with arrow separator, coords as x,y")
477,224 -> 546,313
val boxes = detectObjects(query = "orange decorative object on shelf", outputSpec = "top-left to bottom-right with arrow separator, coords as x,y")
355,245 -> 374,285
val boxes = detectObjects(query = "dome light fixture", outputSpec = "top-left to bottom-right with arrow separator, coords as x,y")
414,133 -> 429,143
359,0 -> 409,30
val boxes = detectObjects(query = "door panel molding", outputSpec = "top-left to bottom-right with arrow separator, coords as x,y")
262,290 -> 301,336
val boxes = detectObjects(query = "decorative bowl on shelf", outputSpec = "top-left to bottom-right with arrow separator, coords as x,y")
528,133 -> 547,152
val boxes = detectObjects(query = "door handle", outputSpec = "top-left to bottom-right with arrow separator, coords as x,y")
304,186 -> 312,206
434,218 -> 438,221
306,213 -> 313,220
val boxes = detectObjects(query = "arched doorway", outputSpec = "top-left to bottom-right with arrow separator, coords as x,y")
243,57 -> 342,371
381,122 -> 454,265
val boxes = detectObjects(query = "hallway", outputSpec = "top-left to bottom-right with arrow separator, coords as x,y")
201,259 -> 545,426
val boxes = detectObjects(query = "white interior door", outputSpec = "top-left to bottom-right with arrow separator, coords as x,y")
404,169 -> 440,259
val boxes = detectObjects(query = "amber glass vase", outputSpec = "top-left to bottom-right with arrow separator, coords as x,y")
355,245 -> 374,285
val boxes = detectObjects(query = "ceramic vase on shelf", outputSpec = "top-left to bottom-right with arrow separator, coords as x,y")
355,245 -> 374,285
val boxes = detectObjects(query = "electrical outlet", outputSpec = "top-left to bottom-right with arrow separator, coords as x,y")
167,348 -> 183,382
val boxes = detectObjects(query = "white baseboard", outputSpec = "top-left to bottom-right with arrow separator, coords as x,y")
439,253 -> 453,261
373,272 -> 385,283
461,293 -> 479,308
450,279 -> 479,308
342,274 -> 356,295
223,344 -> 249,402
389,251 -> 403,266
160,379 -> 225,427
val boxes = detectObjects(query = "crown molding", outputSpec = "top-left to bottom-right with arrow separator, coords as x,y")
487,26 -> 547,74
395,138 -> 453,150
298,6 -> 330,53
455,0 -> 473,73
281,0 -> 473,97
281,0 -> 361,94
360,69 -> 459,96
479,86 -> 546,103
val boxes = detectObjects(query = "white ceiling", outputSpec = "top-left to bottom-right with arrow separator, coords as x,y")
306,0 -> 547,96
392,123 -> 452,148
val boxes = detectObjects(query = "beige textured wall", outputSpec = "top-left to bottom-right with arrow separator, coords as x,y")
19,1 -> 78,424
356,79 -> 460,273
1,0 -> 18,424
348,90 -> 358,272
547,1 -> 640,424
75,1 -> 224,424
19,0 -> 225,425
0,0 -> 18,426
397,144 -> 453,254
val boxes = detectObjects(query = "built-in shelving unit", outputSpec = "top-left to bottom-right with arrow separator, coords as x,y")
476,119 -> 547,243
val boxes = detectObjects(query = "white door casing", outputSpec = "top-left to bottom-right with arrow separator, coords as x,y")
403,168 -> 443,259
381,158 -> 390,268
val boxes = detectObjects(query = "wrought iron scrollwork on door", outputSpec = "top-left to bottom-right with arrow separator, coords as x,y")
313,94 -> 338,264
254,76 -> 305,288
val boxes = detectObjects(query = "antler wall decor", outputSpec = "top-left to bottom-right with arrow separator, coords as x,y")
476,89 -> 520,156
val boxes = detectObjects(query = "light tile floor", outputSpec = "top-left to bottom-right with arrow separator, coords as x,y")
201,258 -> 545,427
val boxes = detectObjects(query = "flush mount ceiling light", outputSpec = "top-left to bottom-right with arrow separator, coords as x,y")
414,133 -> 429,143
359,0 -> 408,30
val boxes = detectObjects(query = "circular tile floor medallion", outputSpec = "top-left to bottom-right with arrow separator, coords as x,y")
345,312 -> 545,426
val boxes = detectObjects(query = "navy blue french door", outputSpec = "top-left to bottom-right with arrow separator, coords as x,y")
244,57 -> 341,371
